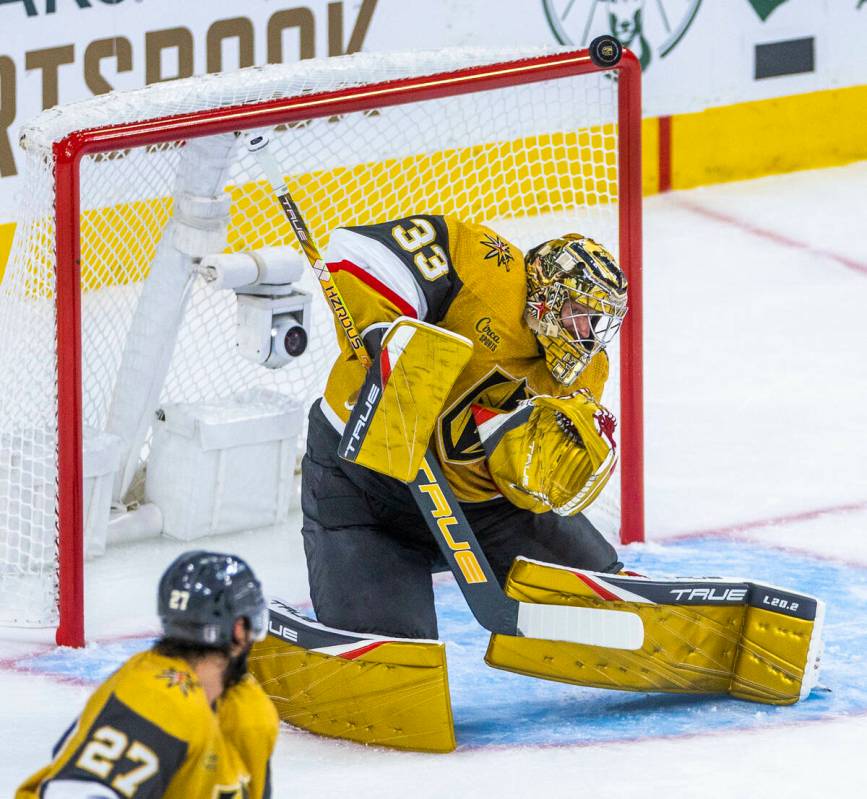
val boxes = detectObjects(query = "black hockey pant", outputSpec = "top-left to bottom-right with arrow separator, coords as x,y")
301,400 -> 621,639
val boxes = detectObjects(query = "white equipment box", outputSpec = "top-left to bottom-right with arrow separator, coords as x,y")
146,389 -> 303,541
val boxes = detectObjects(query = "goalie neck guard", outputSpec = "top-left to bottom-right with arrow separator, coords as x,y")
524,234 -> 627,386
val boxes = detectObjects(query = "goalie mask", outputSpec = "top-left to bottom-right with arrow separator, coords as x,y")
524,234 -> 627,386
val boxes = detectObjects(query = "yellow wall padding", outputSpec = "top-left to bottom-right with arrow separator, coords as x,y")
0,222 -> 14,285
3,85 -> 863,284
672,83 -> 867,189
3,125 -> 621,294
640,115 -> 659,197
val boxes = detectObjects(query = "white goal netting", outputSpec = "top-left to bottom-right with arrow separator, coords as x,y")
0,47 -> 628,631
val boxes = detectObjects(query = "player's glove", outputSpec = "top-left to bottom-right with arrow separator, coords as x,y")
472,391 -> 618,516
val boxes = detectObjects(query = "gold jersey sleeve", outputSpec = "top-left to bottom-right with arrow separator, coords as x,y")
16,649 -> 278,799
218,673 -> 280,799
320,214 -> 611,503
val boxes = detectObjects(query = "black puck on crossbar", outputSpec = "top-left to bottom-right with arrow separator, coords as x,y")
588,35 -> 623,67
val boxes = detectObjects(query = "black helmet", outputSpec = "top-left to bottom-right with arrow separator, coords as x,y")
157,550 -> 268,648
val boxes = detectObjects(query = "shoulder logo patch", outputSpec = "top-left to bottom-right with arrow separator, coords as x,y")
480,233 -> 514,270
156,668 -> 199,696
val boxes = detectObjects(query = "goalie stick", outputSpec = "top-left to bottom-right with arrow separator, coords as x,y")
245,131 -> 643,651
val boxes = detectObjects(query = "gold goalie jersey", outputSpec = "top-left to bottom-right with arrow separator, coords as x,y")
17,650 -> 279,799
321,214 -> 610,503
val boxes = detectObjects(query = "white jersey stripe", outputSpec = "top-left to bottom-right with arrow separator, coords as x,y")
327,227 -> 428,319
319,397 -> 348,433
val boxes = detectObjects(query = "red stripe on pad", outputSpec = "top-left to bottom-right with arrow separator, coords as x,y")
328,259 -> 419,318
572,572 -> 620,601
339,641 -> 388,660
380,349 -> 392,385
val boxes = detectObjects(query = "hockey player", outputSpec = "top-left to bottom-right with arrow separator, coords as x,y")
16,551 -> 279,799
302,215 -> 629,639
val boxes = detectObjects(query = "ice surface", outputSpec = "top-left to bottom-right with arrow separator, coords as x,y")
2,161 -> 867,797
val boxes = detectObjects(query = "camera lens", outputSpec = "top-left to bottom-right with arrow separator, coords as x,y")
283,324 -> 308,357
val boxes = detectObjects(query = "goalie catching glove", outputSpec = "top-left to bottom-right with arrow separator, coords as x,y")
472,392 -> 618,516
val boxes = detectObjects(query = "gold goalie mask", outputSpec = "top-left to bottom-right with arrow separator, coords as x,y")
524,234 -> 628,386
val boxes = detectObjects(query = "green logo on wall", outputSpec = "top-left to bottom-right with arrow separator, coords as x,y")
746,0 -> 790,21
542,0 -> 703,71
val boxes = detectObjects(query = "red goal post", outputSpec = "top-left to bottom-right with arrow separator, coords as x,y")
3,47 -> 643,647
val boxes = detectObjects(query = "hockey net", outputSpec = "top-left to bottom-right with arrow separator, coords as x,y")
0,47 -> 642,644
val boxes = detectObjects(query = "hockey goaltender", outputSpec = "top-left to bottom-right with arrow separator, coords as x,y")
246,209 -> 825,753
305,221 -> 628,638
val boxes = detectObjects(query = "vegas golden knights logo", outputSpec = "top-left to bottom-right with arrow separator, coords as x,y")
439,368 -> 530,462
479,233 -> 514,270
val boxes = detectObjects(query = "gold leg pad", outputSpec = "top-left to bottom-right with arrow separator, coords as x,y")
250,635 -> 456,753
485,558 -> 823,705
487,602 -> 740,695
730,607 -> 816,704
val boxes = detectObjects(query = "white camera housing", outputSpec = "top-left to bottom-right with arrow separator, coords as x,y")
236,289 -> 311,368
199,247 -> 313,369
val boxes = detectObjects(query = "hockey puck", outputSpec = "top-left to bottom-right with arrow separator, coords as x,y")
588,35 -> 623,68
